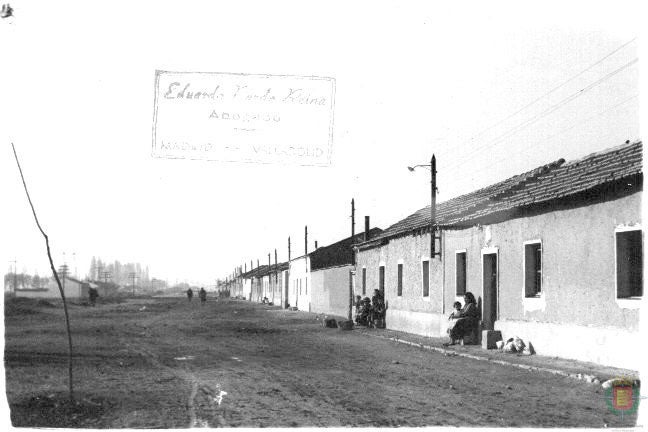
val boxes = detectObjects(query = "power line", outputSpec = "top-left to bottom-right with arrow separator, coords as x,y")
454,37 -> 637,151
443,93 -> 639,193
444,58 -> 638,172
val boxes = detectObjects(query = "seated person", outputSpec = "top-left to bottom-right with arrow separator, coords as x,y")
354,295 -> 362,316
448,301 -> 462,319
370,296 -> 387,328
371,289 -> 383,307
444,292 -> 479,346
355,297 -> 372,326
446,301 -> 462,334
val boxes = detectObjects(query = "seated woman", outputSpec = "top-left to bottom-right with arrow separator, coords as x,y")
355,297 -> 372,326
370,296 -> 387,329
444,292 -> 479,346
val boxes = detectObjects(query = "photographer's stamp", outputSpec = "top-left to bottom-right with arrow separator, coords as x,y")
152,71 -> 335,166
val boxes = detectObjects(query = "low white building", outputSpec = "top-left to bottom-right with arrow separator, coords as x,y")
288,255 -> 311,311
14,276 -> 90,300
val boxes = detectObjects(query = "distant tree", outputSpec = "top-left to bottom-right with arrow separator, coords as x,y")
89,256 -> 97,280
17,273 -> 32,289
96,258 -> 104,279
113,260 -> 122,286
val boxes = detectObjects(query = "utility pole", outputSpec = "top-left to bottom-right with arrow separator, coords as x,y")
304,226 -> 308,255
431,154 -> 438,259
288,236 -> 291,261
101,271 -> 111,284
58,264 -> 69,290
128,272 -> 139,296
408,156 -> 440,259
349,198 -> 355,321
351,198 -> 355,239
274,248 -> 278,283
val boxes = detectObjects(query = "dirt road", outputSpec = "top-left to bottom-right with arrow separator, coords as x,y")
4,297 -> 637,427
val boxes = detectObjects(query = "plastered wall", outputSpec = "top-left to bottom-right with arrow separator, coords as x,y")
311,265 -> 353,318
443,193 -> 641,329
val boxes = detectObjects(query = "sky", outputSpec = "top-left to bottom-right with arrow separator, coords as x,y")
1,0 -> 643,287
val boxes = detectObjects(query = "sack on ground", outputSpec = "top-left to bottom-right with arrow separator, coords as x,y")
323,317 -> 338,328
503,339 -> 517,353
513,336 -> 526,352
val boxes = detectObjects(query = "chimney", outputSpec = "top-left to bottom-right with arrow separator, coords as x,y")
305,225 -> 308,255
315,240 -> 318,249
364,216 -> 370,241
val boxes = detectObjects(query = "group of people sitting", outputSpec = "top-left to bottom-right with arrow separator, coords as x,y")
444,292 -> 479,346
354,289 -> 388,328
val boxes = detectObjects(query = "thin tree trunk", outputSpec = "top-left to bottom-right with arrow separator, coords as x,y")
11,143 -> 74,402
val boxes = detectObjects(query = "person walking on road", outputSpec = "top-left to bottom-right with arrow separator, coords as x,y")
187,288 -> 193,302
88,287 -> 99,307
199,287 -> 207,305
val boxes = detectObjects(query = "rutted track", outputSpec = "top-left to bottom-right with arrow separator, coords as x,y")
4,297 -> 638,428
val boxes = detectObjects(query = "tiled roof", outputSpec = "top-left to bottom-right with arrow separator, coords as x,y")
370,140 -> 642,243
310,228 -> 383,271
66,276 -> 88,285
241,262 -> 289,279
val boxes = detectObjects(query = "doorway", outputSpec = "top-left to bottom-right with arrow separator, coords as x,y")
284,271 -> 289,308
482,251 -> 498,330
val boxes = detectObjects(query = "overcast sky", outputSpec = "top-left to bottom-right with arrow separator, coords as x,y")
1,0 -> 643,286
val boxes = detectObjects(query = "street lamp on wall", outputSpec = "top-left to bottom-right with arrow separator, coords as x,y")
408,155 -> 440,259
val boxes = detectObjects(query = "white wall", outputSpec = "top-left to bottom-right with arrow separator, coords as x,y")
288,256 -> 311,311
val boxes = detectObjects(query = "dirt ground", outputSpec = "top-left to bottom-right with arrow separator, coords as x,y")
4,297 -> 638,427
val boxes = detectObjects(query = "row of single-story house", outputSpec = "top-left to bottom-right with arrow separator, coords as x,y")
234,227 -> 383,315
353,140 -> 642,370
237,262 -> 289,306
230,140 -> 642,370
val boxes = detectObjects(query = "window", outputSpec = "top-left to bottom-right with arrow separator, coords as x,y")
616,229 -> 643,298
456,252 -> 466,296
379,266 -> 385,296
362,268 -> 366,295
524,242 -> 542,297
397,263 -> 403,297
305,279 -> 308,295
299,279 -> 302,295
422,260 -> 429,297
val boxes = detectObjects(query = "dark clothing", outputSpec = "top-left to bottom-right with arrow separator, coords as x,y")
355,303 -> 371,326
187,289 -> 193,301
371,292 -> 383,306
448,302 -> 479,341
199,289 -> 207,304
88,288 -> 99,306
370,299 -> 385,320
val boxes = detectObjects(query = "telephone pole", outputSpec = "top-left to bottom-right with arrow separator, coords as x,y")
128,272 -> 139,296
351,198 -> 355,239
58,264 -> 69,290
349,198 -> 356,320
101,271 -> 112,284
